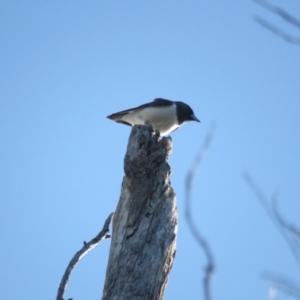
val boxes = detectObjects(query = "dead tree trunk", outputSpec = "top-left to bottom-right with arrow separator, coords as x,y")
102,124 -> 178,300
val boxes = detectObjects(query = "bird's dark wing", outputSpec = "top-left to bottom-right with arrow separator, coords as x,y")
146,98 -> 173,107
106,103 -> 142,120
106,98 -> 173,121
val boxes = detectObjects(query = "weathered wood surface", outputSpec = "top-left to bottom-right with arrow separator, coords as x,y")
102,124 -> 178,300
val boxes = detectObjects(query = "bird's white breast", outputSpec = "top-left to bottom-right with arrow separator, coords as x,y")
121,103 -> 179,136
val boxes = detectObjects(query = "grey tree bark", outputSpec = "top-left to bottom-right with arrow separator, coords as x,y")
102,124 -> 178,300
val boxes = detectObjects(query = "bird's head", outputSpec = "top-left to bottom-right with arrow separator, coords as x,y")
176,101 -> 200,124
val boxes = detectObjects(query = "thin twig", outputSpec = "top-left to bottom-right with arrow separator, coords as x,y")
262,272 -> 300,299
185,125 -> 216,300
252,0 -> 300,46
255,16 -> 300,45
56,212 -> 114,300
272,199 -> 300,265
243,173 -> 300,267
243,173 -> 300,298
272,199 -> 300,240
253,0 -> 300,29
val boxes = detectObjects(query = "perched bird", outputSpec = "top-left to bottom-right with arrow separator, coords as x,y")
107,98 -> 200,136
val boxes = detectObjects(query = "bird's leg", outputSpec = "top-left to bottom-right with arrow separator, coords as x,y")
153,130 -> 161,139
144,121 -> 161,139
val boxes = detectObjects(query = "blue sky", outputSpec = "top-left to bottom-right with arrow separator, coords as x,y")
1,1 -> 300,299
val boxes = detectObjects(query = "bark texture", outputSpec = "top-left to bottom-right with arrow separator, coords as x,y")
102,124 -> 178,300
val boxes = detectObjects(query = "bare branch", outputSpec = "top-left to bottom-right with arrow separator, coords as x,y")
255,16 -> 300,45
185,125 -> 216,300
56,212 -> 114,300
262,272 -> 300,299
102,124 -> 177,300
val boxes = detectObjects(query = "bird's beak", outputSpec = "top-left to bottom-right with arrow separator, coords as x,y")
191,114 -> 200,122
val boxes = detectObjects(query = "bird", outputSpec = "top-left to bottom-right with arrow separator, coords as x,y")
107,98 -> 200,136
